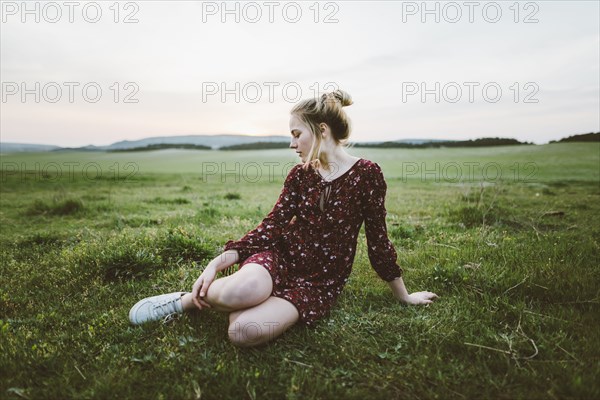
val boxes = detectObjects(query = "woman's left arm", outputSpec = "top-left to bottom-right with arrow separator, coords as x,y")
362,162 -> 438,305
387,276 -> 438,305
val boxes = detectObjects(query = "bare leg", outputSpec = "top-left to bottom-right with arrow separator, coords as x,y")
227,296 -> 299,347
180,263 -> 273,313
178,263 -> 298,346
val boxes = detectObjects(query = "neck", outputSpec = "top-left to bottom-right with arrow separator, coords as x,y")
322,145 -> 351,168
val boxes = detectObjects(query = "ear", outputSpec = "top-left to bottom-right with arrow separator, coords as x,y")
319,123 -> 328,135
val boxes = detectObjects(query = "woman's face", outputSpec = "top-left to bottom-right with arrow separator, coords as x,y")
289,114 -> 315,163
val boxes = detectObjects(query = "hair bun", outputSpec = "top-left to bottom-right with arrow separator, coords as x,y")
321,90 -> 353,107
334,90 -> 353,107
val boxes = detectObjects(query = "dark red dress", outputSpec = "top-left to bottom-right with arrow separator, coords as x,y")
223,158 -> 403,326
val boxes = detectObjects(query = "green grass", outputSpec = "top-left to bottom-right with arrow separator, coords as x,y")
1,143 -> 599,399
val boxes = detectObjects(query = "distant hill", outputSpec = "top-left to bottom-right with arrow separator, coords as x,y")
104,134 -> 290,150
0,142 -> 61,153
550,132 -> 599,143
1,132 -> 597,153
221,141 -> 289,150
108,143 -> 212,152
219,138 -> 453,150
2,134 -> 291,153
394,138 -> 454,145
354,137 -> 530,148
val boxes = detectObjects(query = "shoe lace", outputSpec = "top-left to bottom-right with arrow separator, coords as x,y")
162,313 -> 179,324
152,297 -> 181,320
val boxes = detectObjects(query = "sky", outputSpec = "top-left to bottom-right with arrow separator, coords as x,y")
1,0 -> 599,147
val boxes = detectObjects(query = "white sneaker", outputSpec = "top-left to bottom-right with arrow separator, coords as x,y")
129,292 -> 186,325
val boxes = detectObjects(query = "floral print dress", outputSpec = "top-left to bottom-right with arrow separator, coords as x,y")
223,158 -> 403,326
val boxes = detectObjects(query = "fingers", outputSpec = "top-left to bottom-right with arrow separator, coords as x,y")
199,276 -> 214,298
191,280 -> 200,298
199,279 -> 211,298
199,280 -> 214,308
192,293 -> 211,310
191,276 -> 214,310
197,297 -> 211,308
412,291 -> 439,306
420,291 -> 439,300
191,279 -> 203,309
192,291 -> 201,310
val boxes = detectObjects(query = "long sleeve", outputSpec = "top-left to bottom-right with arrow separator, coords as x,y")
223,165 -> 301,263
362,163 -> 403,282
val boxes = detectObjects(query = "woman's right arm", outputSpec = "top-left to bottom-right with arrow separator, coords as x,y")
193,165 -> 301,309
191,249 -> 239,309
222,164 -> 301,262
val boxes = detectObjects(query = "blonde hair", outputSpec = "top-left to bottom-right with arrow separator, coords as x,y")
291,89 -> 353,171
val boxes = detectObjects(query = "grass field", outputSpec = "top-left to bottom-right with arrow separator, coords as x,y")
1,143 -> 599,399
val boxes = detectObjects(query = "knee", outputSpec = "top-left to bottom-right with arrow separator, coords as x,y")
218,268 -> 271,306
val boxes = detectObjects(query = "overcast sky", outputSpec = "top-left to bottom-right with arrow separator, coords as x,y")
1,0 -> 598,146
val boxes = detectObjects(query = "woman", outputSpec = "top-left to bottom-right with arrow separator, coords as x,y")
129,90 -> 438,346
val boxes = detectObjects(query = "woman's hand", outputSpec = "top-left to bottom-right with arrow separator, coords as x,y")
387,277 -> 439,305
191,266 -> 217,310
398,291 -> 438,305
189,250 -> 239,310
